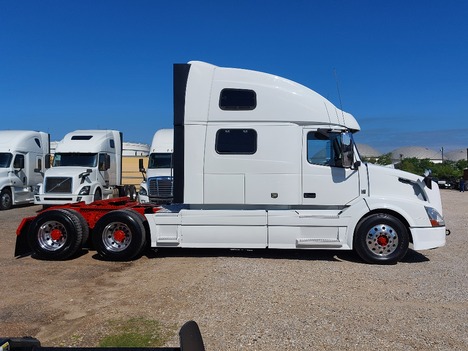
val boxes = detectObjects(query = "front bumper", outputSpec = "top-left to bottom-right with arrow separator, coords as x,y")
34,194 -> 94,205
410,226 -> 446,251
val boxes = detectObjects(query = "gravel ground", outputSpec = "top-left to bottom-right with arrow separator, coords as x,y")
0,190 -> 467,350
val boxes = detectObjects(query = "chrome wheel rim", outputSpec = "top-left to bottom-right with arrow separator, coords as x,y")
101,222 -> 132,252
365,224 -> 399,256
37,221 -> 67,251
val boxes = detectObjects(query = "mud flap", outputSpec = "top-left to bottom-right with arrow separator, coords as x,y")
179,320 -> 205,351
14,217 -> 33,257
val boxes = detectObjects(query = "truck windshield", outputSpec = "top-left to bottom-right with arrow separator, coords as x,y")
0,153 -> 13,168
53,153 -> 98,167
148,153 -> 172,169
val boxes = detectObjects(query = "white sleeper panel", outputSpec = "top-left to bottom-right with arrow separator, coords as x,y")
184,125 -> 207,204
146,212 -> 181,246
180,209 -> 267,225
180,225 -> 267,248
268,226 -> 343,249
178,210 -> 267,248
203,174 -> 245,204
245,174 -> 301,204
267,210 -> 343,225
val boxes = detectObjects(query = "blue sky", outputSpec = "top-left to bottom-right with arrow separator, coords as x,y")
1,0 -> 467,154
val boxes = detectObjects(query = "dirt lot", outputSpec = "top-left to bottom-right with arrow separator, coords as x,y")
0,191 -> 467,350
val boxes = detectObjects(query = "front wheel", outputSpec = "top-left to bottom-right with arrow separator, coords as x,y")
92,209 -> 147,261
354,213 -> 409,265
28,209 -> 85,260
0,188 -> 12,210
94,188 -> 102,202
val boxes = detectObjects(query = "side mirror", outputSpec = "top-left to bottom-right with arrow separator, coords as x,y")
139,158 -> 146,181
45,154 -> 51,169
340,133 -> 354,168
139,158 -> 146,173
423,169 -> 433,189
34,159 -> 43,173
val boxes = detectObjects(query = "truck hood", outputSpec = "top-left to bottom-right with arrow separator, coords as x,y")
0,169 -> 10,178
0,169 -> 12,186
44,167 -> 96,179
366,163 -> 443,215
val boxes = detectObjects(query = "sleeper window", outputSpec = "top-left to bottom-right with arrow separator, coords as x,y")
219,89 -> 257,110
216,129 -> 257,154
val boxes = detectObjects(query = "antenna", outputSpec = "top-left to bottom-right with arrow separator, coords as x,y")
333,68 -> 346,125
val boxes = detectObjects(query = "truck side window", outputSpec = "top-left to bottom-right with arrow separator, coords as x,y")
98,154 -> 108,171
216,129 -> 257,154
307,131 -> 341,167
13,154 -> 25,169
219,89 -> 256,110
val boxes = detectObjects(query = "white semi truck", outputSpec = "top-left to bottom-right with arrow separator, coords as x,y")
138,128 -> 174,204
0,130 -> 50,210
34,129 -> 133,206
16,61 -> 447,264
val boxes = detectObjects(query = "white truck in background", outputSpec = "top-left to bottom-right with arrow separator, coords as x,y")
138,128 -> 174,204
34,129 -> 136,206
18,61 -> 447,264
0,130 -> 50,210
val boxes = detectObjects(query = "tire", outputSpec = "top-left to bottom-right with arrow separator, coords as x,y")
123,185 -> 130,198
92,209 -> 147,261
94,188 -> 102,202
62,209 -> 89,247
118,186 -> 126,197
129,185 -> 137,201
28,209 -> 84,260
0,188 -> 12,210
354,213 -> 409,265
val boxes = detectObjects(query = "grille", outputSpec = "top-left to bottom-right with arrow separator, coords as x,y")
45,177 -> 72,193
148,177 -> 173,198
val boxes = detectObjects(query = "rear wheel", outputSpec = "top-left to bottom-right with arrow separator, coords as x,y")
62,209 -> 89,246
354,213 -> 409,264
123,185 -> 137,200
129,185 -> 137,201
0,188 -> 12,210
28,209 -> 84,260
92,209 -> 147,261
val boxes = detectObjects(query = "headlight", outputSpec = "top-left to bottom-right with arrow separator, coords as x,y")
79,186 -> 90,195
425,207 -> 445,227
33,185 -> 41,195
139,187 -> 147,196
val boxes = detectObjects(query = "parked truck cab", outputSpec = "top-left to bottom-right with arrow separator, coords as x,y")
138,128 -> 174,204
164,61 -> 446,264
0,130 -> 50,210
34,130 -> 124,206
16,62 -> 446,264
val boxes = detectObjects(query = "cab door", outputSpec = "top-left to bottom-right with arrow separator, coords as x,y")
10,154 -> 30,202
11,154 -> 27,186
302,129 -> 360,206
